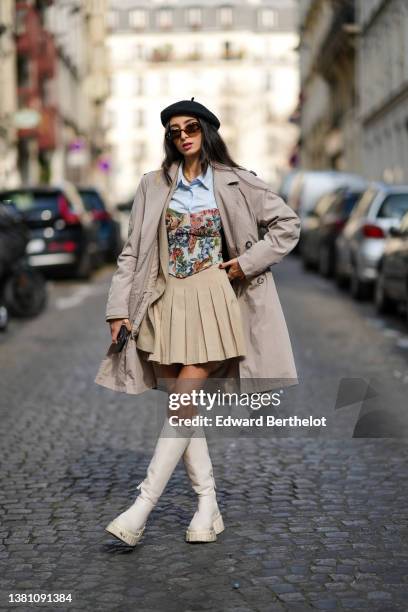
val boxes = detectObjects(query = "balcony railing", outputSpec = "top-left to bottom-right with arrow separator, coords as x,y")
149,49 -> 246,62
38,32 -> 56,79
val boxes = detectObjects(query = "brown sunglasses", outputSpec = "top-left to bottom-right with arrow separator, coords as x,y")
166,121 -> 202,141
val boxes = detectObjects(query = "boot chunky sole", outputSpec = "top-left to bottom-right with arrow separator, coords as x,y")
185,512 -> 225,543
105,518 -> 145,546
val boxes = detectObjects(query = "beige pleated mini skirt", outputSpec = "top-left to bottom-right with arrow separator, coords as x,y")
136,263 -> 247,365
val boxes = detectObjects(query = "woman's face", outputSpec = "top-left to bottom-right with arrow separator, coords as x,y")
168,115 -> 202,159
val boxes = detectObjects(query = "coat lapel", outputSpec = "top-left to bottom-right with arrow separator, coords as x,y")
140,160 -> 181,251
211,160 -> 240,258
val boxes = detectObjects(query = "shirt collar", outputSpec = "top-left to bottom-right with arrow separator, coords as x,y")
177,161 -> 212,190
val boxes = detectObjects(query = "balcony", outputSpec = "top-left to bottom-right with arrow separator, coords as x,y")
150,46 -> 173,62
38,32 -> 56,79
15,3 -> 42,56
221,49 -> 245,60
18,85 -> 39,108
316,0 -> 355,75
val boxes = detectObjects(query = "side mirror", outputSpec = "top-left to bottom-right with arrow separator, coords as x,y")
389,226 -> 401,237
116,201 -> 133,212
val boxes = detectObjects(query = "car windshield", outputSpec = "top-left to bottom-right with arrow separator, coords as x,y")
330,191 -> 361,216
79,190 -> 105,212
377,193 -> 408,219
0,190 -> 60,212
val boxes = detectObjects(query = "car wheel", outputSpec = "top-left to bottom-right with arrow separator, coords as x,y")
302,255 -> 314,270
350,264 -> 370,301
334,258 -> 348,289
405,281 -> 408,326
0,304 -> 8,331
374,268 -> 395,314
302,244 -> 316,271
4,268 -> 47,317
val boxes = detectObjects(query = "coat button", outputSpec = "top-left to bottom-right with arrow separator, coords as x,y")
257,276 -> 264,284
245,240 -> 252,249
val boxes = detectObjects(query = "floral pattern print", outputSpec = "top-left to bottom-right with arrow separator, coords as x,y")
166,207 -> 223,277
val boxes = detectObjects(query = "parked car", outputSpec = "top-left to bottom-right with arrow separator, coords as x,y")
375,210 -> 408,320
287,170 -> 367,252
77,187 -> 122,263
301,186 -> 367,276
335,183 -> 408,299
278,169 -> 301,202
0,181 -> 99,279
115,198 -> 134,246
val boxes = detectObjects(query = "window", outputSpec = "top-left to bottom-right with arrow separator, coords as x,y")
17,55 -> 30,88
334,191 -> 363,216
258,9 -> 276,28
133,76 -> 144,95
160,74 -> 169,95
157,8 -> 173,28
15,7 -> 27,35
218,6 -> 233,27
265,71 -> 274,91
129,9 -> 146,29
133,44 -> 144,60
189,42 -> 202,60
187,7 -> 202,27
107,10 -> 119,29
377,193 -> 408,220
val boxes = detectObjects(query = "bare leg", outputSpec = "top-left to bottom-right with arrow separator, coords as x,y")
153,361 -> 221,422
153,361 -> 225,543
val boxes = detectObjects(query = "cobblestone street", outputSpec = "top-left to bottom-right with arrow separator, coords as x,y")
1,257 -> 408,611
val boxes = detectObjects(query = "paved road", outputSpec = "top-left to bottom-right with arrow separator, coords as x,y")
0,256 -> 407,611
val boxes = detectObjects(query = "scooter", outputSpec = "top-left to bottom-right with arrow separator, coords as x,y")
0,200 -> 48,328
0,254 -> 47,319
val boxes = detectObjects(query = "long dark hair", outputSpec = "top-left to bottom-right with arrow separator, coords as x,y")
160,115 -> 244,185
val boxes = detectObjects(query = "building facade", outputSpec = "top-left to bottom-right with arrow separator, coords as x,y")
45,0 -> 110,191
0,0 -> 110,192
0,1 -> 19,189
297,0 -> 408,183
357,0 -> 408,182
297,0 -> 361,173
107,0 -> 299,202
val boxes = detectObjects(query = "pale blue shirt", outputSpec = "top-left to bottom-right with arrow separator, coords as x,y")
168,162 -> 218,213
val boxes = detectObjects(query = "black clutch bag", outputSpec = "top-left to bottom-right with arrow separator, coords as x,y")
110,324 -> 130,354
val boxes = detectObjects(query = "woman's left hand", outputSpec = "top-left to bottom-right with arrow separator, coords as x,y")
219,258 -> 246,280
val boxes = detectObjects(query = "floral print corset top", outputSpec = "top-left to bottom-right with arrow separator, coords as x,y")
166,207 -> 224,278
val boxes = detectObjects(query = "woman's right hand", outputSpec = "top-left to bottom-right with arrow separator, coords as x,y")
109,318 -> 132,343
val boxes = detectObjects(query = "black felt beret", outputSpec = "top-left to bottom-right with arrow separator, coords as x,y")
160,97 -> 220,129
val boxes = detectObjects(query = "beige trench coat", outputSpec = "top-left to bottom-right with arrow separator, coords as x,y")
94,160 -> 301,396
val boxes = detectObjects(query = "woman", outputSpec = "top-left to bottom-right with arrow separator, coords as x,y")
97,98 -> 301,547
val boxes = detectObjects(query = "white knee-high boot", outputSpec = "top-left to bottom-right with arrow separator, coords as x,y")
106,417 -> 194,546
183,426 -> 224,543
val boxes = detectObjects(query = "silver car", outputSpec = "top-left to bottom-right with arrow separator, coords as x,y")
287,170 -> 367,223
335,183 -> 408,300
287,170 -> 367,253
